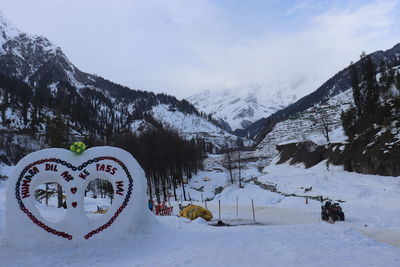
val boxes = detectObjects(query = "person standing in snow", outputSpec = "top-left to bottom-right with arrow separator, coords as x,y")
148,199 -> 154,212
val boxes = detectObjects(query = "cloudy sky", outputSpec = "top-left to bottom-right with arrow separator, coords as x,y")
0,0 -> 399,99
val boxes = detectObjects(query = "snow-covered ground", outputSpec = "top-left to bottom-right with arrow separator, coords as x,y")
0,159 -> 400,266
0,164 -> 13,178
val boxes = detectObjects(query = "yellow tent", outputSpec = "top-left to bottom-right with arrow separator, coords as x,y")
179,205 -> 213,221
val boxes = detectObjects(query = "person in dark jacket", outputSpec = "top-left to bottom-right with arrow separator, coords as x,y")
148,199 -> 154,211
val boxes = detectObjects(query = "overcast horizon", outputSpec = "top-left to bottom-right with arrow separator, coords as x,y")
1,0 -> 399,99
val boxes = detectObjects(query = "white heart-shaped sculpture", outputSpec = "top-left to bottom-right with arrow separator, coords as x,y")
6,146 -> 151,248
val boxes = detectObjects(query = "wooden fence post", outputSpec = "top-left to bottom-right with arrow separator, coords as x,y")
236,196 -> 238,217
218,199 -> 221,221
251,199 -> 255,222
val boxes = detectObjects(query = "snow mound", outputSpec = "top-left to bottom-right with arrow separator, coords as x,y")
5,146 -> 155,248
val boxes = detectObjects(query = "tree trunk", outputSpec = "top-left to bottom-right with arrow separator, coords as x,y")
57,184 -> 63,208
238,150 -> 242,188
161,172 -> 168,202
180,175 -> 187,201
153,175 -> 161,203
147,177 -> 153,201
172,175 -> 177,201
45,183 -> 49,206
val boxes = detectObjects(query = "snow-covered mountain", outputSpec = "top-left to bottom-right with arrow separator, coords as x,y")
187,89 -> 283,131
0,12 -> 240,162
249,53 -> 400,177
245,43 -> 400,142
187,78 -> 322,131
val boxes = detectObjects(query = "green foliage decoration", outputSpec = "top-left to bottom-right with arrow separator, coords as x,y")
70,142 -> 87,155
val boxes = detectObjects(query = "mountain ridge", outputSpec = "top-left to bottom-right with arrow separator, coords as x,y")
187,85 -> 300,132
0,12 -> 238,163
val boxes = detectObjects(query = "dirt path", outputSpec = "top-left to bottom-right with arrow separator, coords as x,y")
358,228 -> 400,247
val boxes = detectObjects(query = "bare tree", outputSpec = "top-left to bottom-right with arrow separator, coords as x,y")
237,149 -> 242,188
223,139 -> 234,184
320,116 -> 333,143
236,138 -> 243,188
312,108 -> 335,143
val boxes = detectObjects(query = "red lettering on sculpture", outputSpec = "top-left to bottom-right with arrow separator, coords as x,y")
21,179 -> 31,198
116,181 -> 124,195
61,171 -> 74,182
45,164 -> 58,172
78,169 -> 90,180
96,164 -> 117,175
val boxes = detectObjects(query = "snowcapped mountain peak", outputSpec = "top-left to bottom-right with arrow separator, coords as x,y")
0,12 -> 20,40
0,12 -> 20,54
187,86 -> 299,131
0,12 -> 80,87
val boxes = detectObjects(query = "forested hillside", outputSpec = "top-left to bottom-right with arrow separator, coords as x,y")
244,43 -> 400,142
340,55 -> 400,175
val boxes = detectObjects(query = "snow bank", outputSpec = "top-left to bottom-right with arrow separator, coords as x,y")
0,164 -> 14,178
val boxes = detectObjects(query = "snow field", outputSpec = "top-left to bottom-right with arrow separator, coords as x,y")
1,195 -> 399,267
1,157 -> 400,266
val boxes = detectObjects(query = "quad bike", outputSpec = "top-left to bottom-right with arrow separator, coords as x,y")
321,201 -> 345,223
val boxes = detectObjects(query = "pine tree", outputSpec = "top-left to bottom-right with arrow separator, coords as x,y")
396,72 -> 400,91
362,55 -> 378,117
46,114 -> 69,148
350,62 -> 362,116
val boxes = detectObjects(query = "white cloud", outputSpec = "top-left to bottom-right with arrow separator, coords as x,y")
0,0 -> 399,99
286,0 -> 316,15
160,0 -> 400,97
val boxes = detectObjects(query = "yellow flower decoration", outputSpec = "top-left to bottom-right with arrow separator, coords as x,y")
70,142 -> 87,155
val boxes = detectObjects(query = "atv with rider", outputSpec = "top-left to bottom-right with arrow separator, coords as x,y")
321,201 -> 345,222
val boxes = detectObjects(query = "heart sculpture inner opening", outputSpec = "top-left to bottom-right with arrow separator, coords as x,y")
33,182 -> 67,223
84,178 -> 114,218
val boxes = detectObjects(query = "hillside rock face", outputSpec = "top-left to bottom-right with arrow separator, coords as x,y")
276,141 -> 346,168
276,134 -> 400,177
276,141 -> 327,168
342,108 -> 400,176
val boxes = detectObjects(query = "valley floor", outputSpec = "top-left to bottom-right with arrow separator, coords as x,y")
0,159 -> 400,266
